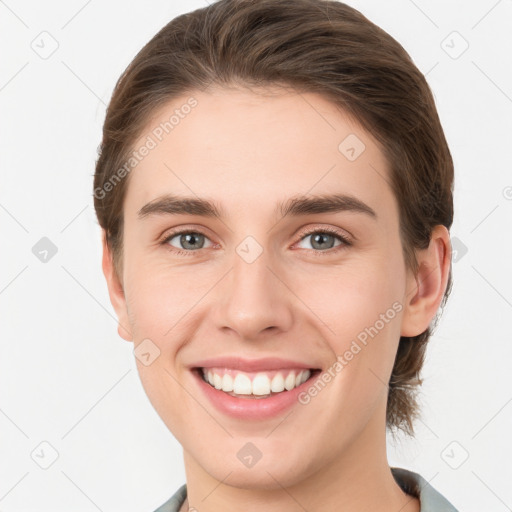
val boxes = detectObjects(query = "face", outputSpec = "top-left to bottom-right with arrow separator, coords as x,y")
105,86 -> 425,490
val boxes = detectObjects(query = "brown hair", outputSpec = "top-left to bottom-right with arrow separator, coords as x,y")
93,0 -> 454,435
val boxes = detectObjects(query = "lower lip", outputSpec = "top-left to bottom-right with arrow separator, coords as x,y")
191,369 -> 320,420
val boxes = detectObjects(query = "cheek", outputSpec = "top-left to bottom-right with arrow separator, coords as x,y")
292,255 -> 405,395
124,274 -> 170,337
123,258 -> 221,349
123,236 -> 192,330
293,255 -> 405,340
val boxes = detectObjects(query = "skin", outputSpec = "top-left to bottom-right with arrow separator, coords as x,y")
102,86 -> 451,512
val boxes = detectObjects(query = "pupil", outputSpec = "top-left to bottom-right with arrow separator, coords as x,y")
312,233 -> 334,250
182,233 -> 203,250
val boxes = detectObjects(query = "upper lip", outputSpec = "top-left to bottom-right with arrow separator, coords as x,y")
191,356 -> 320,372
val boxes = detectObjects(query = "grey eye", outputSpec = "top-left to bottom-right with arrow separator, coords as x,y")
168,232 -> 212,250
297,232 -> 342,251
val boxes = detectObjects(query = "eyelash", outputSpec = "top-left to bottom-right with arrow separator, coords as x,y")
159,226 -> 352,257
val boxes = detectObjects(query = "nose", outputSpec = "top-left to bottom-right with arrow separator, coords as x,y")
211,246 -> 294,340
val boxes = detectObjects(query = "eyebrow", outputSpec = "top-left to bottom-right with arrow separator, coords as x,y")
137,193 -> 377,221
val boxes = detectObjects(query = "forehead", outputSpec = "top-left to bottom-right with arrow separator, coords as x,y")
124,86 -> 396,221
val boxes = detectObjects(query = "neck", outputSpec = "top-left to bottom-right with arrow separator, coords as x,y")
180,402 -> 419,512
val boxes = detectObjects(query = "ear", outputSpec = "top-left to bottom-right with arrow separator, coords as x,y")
101,231 -> 133,342
401,225 -> 452,337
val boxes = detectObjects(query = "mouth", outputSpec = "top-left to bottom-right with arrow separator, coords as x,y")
192,367 -> 322,399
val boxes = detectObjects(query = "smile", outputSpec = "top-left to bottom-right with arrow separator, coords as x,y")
200,367 -> 317,398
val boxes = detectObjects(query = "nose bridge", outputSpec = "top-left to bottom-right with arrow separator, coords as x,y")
212,238 -> 293,338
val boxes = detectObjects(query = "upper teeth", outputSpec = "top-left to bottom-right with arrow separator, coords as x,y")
202,368 -> 312,395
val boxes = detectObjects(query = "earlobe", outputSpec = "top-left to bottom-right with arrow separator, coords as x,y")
400,225 -> 452,337
101,232 -> 133,342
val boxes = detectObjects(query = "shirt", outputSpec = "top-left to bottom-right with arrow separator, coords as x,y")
152,467 -> 459,511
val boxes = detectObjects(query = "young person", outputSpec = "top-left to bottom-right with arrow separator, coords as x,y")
93,1 -> 458,510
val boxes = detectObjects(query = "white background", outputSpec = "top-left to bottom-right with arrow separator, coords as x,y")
1,0 -> 511,510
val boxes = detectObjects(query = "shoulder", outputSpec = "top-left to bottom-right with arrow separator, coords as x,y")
392,467 -> 459,512
152,483 -> 187,512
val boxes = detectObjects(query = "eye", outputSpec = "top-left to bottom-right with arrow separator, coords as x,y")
295,228 -> 351,252
159,226 -> 351,256
163,230 -> 214,253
